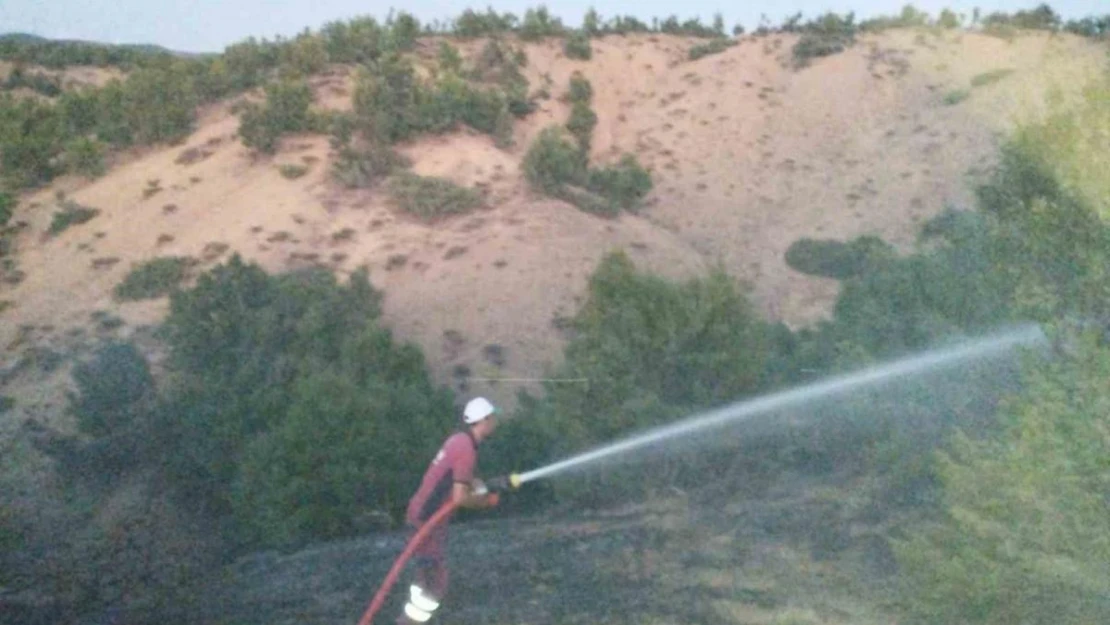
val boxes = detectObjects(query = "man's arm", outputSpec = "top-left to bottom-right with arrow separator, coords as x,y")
451,481 -> 497,509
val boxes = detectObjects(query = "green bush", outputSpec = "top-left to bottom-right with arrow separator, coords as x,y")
115,256 -> 191,301
331,143 -> 409,188
564,31 -> 592,60
895,336 -> 1110,625
982,4 -> 1061,31
353,55 -> 425,143
158,257 -> 451,545
2,66 -> 62,96
453,8 -> 518,38
937,9 -> 961,28
388,172 -> 482,220
689,38 -> 737,61
239,79 -> 314,153
520,6 -> 565,41
565,101 -> 597,152
586,154 -> 653,211
0,191 -> 14,227
0,395 -> 12,413
278,163 -> 308,179
0,94 -> 64,187
943,89 -> 970,105
567,72 -> 592,104
508,251 -> 775,500
120,65 -> 198,144
64,136 -> 106,177
785,236 -> 895,280
48,200 -> 99,235
69,341 -> 155,438
437,42 -> 463,73
523,126 -> 588,193
970,69 -> 1014,88
792,13 -> 858,67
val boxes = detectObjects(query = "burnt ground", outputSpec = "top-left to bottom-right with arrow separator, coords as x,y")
166,470 -> 904,625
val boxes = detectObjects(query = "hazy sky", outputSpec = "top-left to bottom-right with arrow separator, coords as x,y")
0,1 -> 1104,53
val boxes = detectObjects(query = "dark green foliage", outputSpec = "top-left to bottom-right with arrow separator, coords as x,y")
0,36 -> 173,69
353,55 -> 424,143
386,12 -> 421,51
508,252 -> 775,499
159,256 -> 451,544
331,143 -> 408,188
658,15 -> 720,38
895,336 -> 1110,625
238,79 -> 314,153
279,32 -> 328,77
785,236 -> 895,280
564,31 -> 592,60
566,101 -> 597,151
982,4 -> 1061,31
860,5 -> 930,32
520,6 -> 565,41
523,126 -> 588,193
2,66 -> 62,96
792,12 -> 858,67
121,64 -> 198,144
388,172 -> 482,219
58,89 -> 101,136
1064,15 -> 1110,38
0,93 -> 64,187
688,38 -> 737,61
567,72 -> 592,104
114,256 -> 191,301
48,200 -> 99,235
585,154 -> 653,211
69,341 -> 155,438
0,190 -> 15,227
64,136 -> 106,177
937,9 -> 961,29
583,8 -> 602,35
970,69 -> 1014,88
453,8 -> 518,38
437,42 -> 463,73
320,18 -> 386,64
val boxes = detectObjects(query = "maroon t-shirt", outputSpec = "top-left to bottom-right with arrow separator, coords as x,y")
406,431 -> 478,525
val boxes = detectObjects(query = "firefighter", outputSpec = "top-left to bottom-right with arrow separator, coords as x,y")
397,397 -> 501,624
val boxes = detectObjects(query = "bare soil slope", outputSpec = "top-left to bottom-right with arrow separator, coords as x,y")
1,29 -> 1104,423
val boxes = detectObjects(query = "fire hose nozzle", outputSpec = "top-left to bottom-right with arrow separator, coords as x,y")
488,473 -> 522,493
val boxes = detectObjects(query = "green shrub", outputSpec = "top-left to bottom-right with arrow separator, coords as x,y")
453,8 -> 517,38
159,257 -> 452,545
0,191 -> 14,227
970,69 -> 1014,88
943,89 -> 970,105
278,163 -> 308,179
567,72 -> 592,104
566,101 -> 598,152
331,143 -> 409,188
982,4 -> 1061,31
388,172 -> 482,220
69,341 -> 155,438
586,154 -> 653,211
0,94 -> 64,187
353,55 -> 425,143
937,9 -> 961,28
115,256 -> 191,301
564,31 -> 592,60
792,13 -> 858,67
64,136 -> 107,177
520,6 -> 565,41
895,336 -> 1110,625
2,66 -> 62,96
523,126 -> 588,193
437,42 -> 463,73
785,236 -> 895,280
0,395 -> 12,413
689,38 -> 737,61
239,79 -> 314,153
48,200 -> 99,235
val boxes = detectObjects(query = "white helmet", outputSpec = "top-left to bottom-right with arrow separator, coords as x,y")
463,397 -> 497,424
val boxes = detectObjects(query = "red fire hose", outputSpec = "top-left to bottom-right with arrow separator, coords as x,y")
355,499 -> 461,625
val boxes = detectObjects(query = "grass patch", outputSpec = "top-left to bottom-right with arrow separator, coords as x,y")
114,256 -> 192,301
278,164 -> 309,179
388,173 -> 482,220
689,38 -> 737,61
970,68 -> 1015,88
48,200 -> 100,236
943,89 -> 970,106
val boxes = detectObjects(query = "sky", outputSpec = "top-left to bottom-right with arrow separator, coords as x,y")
0,1 -> 1104,53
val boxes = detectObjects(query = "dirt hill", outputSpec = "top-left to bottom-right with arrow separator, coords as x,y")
0,29 -> 1105,428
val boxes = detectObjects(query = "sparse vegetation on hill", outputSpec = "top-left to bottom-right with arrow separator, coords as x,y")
237,78 -> 315,153
1,65 -> 62,96
688,38 -> 737,61
388,172 -> 483,220
563,30 -> 592,60
48,198 -> 100,235
792,12 -> 858,67
114,256 -> 192,301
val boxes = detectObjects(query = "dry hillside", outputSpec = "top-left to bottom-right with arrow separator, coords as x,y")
0,29 -> 1105,428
